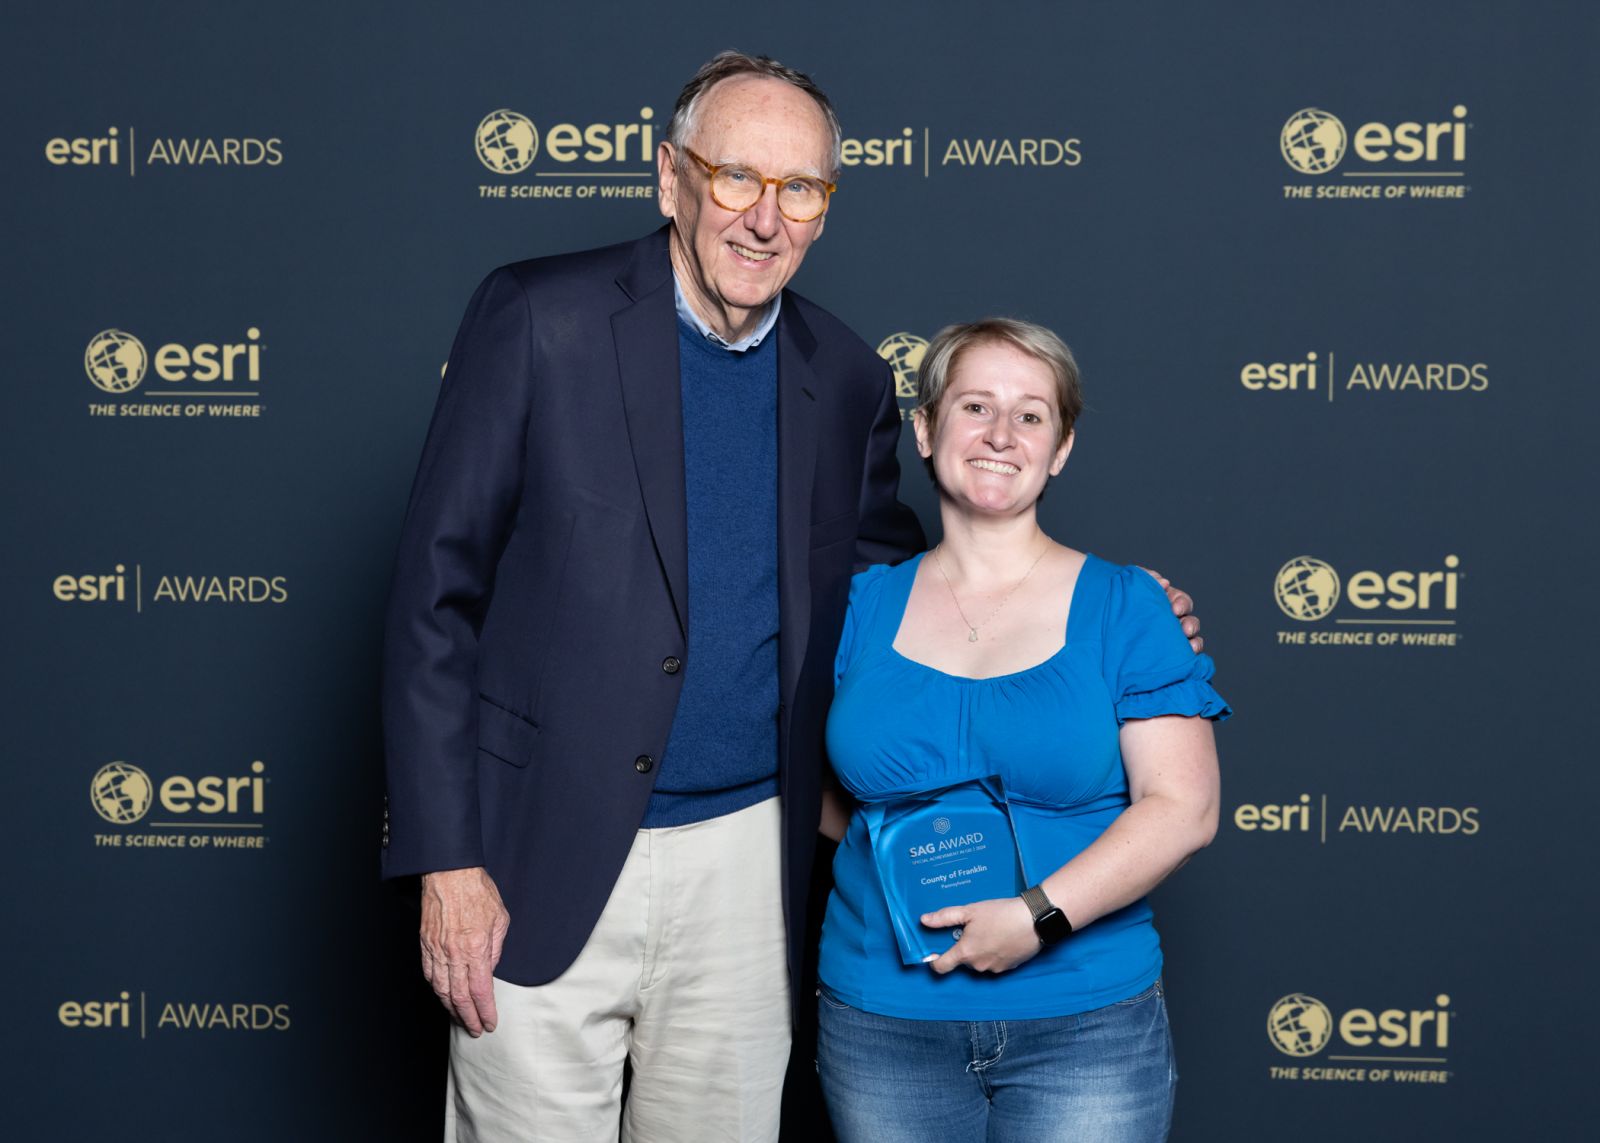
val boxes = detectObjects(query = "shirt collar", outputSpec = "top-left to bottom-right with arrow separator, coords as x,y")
672,273 -> 781,352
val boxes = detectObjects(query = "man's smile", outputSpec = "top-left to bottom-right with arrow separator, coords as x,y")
729,241 -> 777,263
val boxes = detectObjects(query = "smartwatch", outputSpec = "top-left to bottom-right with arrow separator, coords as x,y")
1020,885 -> 1074,946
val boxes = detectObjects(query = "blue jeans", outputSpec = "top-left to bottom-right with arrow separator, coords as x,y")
816,979 -> 1176,1143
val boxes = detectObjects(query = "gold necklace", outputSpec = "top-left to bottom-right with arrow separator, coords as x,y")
931,542 -> 1051,643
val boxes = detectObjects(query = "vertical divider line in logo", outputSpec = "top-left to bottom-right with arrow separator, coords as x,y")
924,128 -> 930,179
1327,352 -> 1335,404
135,564 -> 142,613
140,991 -> 146,1038
128,127 -> 136,178
1320,795 -> 1327,844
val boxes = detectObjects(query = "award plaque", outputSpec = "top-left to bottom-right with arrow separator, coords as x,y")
862,775 -> 1029,966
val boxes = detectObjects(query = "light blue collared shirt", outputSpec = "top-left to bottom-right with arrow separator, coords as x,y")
673,273 -> 781,353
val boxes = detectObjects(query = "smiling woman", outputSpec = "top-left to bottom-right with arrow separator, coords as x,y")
915,319 -> 1083,448
816,317 -> 1229,1143
911,321 -> 1081,514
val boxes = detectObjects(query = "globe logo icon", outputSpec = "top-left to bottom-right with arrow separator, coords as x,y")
91,762 -> 153,824
1268,993 -> 1334,1057
1281,109 -> 1347,174
933,817 -> 952,835
476,110 -> 539,175
1275,556 -> 1341,621
84,329 -> 148,393
877,333 -> 929,404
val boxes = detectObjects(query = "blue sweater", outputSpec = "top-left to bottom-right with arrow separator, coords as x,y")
643,320 -> 780,826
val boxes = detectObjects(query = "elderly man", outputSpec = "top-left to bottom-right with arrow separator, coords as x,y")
382,51 -> 1197,1141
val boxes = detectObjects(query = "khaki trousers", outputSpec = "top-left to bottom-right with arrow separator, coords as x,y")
446,796 -> 792,1142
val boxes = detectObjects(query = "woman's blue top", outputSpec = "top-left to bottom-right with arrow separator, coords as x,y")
819,552 -> 1230,1020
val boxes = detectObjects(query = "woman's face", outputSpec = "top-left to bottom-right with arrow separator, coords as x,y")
914,341 -> 1074,519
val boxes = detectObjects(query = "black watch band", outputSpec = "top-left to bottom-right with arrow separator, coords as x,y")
1020,885 -> 1074,945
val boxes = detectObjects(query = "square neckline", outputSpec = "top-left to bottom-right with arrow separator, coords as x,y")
887,549 -> 1095,683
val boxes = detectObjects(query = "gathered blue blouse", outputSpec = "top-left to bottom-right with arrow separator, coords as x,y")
818,553 -> 1231,1020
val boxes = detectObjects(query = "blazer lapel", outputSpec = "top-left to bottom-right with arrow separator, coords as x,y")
612,229 -> 688,636
776,299 -> 821,704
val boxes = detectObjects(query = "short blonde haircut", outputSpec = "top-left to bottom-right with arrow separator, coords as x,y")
916,318 -> 1083,446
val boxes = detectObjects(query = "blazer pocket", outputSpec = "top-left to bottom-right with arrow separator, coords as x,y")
476,696 -> 540,768
809,509 -> 858,550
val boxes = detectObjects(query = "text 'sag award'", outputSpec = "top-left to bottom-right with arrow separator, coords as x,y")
862,776 -> 1028,965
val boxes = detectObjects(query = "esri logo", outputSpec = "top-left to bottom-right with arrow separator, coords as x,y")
58,991 -> 134,1029
1266,991 -> 1454,1082
472,105 -> 659,203
1232,793 -> 1482,844
1273,553 -> 1463,648
1268,993 -> 1333,1057
88,758 -> 271,852
85,329 -> 148,393
1238,349 -> 1490,402
79,326 -> 266,419
1280,110 -> 1347,174
91,762 -> 153,824
476,110 -> 538,174
45,128 -> 122,167
1274,557 -> 1340,621
1279,104 -> 1471,201
57,990 -> 292,1037
876,332 -> 929,421
45,127 -> 282,175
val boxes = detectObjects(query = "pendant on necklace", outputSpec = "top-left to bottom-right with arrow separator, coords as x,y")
968,629 -> 979,643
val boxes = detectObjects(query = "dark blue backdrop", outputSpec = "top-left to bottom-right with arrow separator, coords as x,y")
4,1 -> 1594,1138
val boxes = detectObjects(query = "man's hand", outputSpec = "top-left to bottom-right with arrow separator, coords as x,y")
420,866 -> 510,1036
1143,569 -> 1203,654
921,897 -> 1041,976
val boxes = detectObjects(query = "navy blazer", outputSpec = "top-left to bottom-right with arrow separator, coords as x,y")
381,226 -> 924,990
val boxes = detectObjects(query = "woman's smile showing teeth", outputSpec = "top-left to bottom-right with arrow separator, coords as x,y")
730,241 -> 776,263
969,458 -> 1020,475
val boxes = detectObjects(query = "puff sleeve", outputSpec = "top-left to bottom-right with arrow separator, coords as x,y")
1101,565 -> 1231,726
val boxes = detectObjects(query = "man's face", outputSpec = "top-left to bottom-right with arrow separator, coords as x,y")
658,75 -> 833,338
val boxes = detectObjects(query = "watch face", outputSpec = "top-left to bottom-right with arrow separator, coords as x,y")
1035,906 -> 1073,944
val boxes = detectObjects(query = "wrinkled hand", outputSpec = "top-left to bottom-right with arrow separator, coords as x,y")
1143,569 -> 1203,654
420,866 -> 510,1036
922,897 -> 1041,976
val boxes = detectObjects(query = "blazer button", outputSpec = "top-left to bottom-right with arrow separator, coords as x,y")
661,656 -> 681,675
634,755 -> 655,774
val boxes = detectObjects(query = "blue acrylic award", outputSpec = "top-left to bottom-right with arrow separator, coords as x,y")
861,775 -> 1029,966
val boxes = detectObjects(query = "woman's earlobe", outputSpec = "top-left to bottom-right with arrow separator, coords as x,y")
1050,429 -> 1076,474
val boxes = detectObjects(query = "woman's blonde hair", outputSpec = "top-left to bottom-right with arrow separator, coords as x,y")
915,317 -> 1083,445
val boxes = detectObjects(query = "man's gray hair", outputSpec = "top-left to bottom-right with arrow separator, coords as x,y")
668,50 -> 843,178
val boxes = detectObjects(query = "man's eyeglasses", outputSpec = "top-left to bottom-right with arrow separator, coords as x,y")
682,147 -> 836,223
